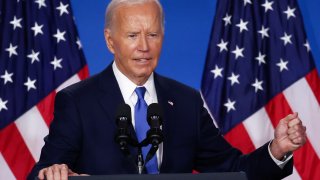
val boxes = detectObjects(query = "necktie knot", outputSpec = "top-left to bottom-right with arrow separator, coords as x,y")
135,87 -> 146,100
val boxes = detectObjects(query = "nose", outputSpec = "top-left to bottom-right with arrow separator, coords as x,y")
138,35 -> 149,52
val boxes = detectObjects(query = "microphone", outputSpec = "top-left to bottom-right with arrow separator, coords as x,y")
147,103 -> 163,147
144,103 -> 164,165
114,103 -> 132,154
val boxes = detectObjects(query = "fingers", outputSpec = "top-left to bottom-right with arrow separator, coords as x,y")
61,164 -> 69,180
46,167 -> 54,180
287,117 -> 307,147
38,168 -> 46,180
53,164 -> 61,180
38,164 -> 69,180
282,112 -> 298,123
288,117 -> 301,128
68,169 -> 79,176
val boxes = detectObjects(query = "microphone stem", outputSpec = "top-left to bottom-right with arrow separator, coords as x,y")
137,146 -> 144,174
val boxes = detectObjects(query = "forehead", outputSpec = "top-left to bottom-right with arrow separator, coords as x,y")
113,2 -> 162,30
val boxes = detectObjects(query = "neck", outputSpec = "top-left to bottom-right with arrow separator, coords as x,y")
132,76 -> 149,86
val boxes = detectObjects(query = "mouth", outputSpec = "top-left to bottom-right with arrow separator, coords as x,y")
133,58 -> 152,63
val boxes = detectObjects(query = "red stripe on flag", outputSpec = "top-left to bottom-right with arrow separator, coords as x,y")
305,69 -> 320,104
224,123 -> 256,154
0,124 -> 35,180
37,91 -> 56,127
294,140 -> 320,180
78,65 -> 89,80
265,93 -> 292,127
265,92 -> 320,180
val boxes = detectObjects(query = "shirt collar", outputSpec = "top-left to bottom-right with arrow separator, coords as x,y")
112,61 -> 157,105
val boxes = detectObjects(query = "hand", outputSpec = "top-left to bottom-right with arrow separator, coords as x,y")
270,112 -> 307,160
38,164 -> 88,180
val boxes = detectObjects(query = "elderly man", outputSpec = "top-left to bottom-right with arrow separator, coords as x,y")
28,0 -> 306,179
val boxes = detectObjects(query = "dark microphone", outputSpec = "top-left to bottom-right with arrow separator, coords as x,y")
147,103 -> 163,147
114,103 -> 132,154
144,103 -> 164,165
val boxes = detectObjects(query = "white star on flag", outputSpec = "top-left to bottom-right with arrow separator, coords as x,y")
255,52 -> 266,65
236,19 -> 249,33
76,37 -> 82,49
51,56 -> 63,70
31,22 -> 44,36
217,39 -> 228,52
223,13 -> 232,26
232,45 -> 245,59
56,2 -> 69,16
0,98 -> 8,112
243,0 -> 252,6
276,58 -> 289,72
201,0 -> 320,178
280,32 -> 292,46
5,43 -> 18,58
261,0 -> 274,12
1,71 -> 14,85
35,0 -> 47,9
10,16 -> 22,30
224,98 -> 236,112
0,0 -> 89,178
24,77 -> 37,91
228,73 -> 240,86
304,40 -> 311,52
258,25 -> 269,39
53,29 -> 66,43
283,6 -> 296,20
211,65 -> 223,79
27,50 -> 40,64
251,78 -> 264,92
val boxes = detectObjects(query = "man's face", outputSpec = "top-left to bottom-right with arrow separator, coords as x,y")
104,2 -> 164,85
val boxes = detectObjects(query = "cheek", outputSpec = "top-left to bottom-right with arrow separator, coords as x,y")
116,41 -> 137,57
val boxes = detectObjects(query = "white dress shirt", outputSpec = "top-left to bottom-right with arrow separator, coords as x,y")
112,62 -> 163,168
112,61 -> 291,170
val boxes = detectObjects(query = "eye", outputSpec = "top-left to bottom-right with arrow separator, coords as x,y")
148,33 -> 158,38
127,33 -> 138,39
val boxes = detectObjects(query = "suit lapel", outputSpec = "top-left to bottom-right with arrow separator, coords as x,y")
97,64 -> 124,127
97,64 -> 138,156
154,74 -> 175,172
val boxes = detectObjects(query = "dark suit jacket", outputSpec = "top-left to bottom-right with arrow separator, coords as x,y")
28,64 -> 292,180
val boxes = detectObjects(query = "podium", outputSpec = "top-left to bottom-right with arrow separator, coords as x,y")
69,172 -> 247,180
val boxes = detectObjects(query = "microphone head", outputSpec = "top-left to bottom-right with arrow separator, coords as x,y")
115,103 -> 131,128
147,103 -> 163,127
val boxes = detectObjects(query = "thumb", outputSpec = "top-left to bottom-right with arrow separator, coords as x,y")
283,112 -> 298,123
68,169 -> 79,176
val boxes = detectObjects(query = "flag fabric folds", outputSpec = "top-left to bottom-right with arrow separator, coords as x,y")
0,0 -> 88,179
201,0 -> 320,179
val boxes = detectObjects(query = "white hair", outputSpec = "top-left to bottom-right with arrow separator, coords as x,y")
104,0 -> 164,31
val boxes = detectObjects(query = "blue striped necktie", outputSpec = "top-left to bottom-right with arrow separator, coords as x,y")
134,87 -> 159,174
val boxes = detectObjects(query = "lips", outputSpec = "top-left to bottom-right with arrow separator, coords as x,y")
133,57 -> 152,62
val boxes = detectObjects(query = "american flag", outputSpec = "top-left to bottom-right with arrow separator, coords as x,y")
201,0 -> 320,179
0,0 -> 88,179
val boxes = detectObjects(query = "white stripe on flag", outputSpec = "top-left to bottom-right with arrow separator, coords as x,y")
243,108 -> 274,148
56,74 -> 81,92
200,91 -> 219,128
283,77 -> 320,157
15,107 -> 49,161
283,167 -> 301,180
0,153 -> 16,180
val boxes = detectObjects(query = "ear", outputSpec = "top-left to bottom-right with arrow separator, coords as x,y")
104,28 -> 115,54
